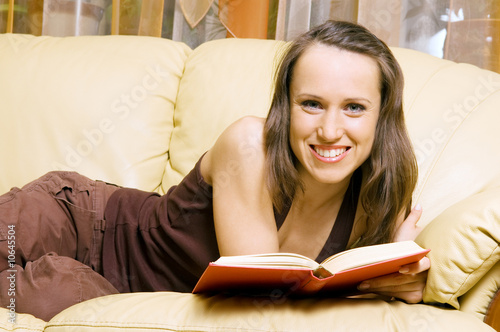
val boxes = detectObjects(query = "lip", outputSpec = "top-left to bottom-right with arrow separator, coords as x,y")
310,145 -> 350,163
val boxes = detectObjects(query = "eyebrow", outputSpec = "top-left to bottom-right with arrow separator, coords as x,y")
344,98 -> 373,106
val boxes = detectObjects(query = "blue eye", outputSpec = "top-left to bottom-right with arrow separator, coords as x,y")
301,100 -> 322,110
346,103 -> 365,113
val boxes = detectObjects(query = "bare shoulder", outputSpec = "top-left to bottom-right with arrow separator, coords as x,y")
201,116 -> 267,185
220,116 -> 266,142
201,116 -> 278,255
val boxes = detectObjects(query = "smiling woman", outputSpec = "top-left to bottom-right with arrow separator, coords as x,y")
205,20 -> 425,300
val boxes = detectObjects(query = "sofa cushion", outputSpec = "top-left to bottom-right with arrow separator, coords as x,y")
460,261 -> 500,320
162,38 -> 286,191
0,34 -> 191,192
0,292 -> 493,332
391,48 -> 500,227
0,308 -> 46,331
418,186 -> 500,310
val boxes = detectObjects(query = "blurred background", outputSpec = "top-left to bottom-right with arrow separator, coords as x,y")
1,0 -> 498,73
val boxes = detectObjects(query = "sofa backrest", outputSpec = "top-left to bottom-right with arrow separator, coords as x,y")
391,47 -> 500,224
0,34 -> 190,192
162,38 -> 286,190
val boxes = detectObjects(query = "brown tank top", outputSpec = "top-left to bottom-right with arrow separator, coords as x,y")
102,155 -> 361,293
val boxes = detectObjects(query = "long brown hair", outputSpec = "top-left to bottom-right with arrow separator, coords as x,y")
264,20 -> 418,246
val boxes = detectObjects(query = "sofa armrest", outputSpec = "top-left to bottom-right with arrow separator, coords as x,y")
416,187 -> 500,310
485,289 -> 500,331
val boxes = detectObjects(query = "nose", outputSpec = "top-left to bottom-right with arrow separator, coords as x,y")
317,110 -> 344,142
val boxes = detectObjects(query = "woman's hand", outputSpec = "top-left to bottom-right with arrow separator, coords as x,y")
356,204 -> 431,303
393,203 -> 423,242
357,257 -> 430,303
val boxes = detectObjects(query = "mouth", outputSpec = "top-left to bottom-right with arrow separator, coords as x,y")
310,145 -> 350,162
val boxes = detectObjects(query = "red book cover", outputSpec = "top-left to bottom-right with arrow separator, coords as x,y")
193,245 -> 429,296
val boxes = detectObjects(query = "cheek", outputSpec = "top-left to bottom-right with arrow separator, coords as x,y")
363,121 -> 378,154
350,118 -> 378,151
289,109 -> 308,139
289,110 -> 311,154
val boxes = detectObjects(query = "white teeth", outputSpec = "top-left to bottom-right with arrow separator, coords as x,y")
315,147 -> 346,158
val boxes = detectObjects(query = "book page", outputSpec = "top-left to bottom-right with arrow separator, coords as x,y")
320,241 -> 425,274
214,252 -> 320,270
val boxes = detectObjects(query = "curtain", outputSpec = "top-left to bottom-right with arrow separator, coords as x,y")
443,0 -> 500,73
1,0 -> 499,73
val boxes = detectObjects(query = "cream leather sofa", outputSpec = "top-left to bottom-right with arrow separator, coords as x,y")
0,33 -> 499,331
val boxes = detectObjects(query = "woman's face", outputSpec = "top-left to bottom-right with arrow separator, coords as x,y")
289,44 -> 381,187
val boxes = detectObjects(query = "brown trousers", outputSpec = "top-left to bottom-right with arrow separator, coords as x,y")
0,171 -> 121,321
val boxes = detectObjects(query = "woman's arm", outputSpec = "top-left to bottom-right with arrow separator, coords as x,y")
201,116 -> 280,256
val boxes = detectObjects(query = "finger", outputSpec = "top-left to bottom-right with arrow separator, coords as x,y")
373,290 -> 424,304
399,257 -> 431,274
366,274 -> 427,292
394,204 -> 423,242
357,272 -> 427,292
408,203 -> 422,224
358,277 -> 426,303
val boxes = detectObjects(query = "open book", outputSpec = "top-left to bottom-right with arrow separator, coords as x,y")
192,241 -> 429,296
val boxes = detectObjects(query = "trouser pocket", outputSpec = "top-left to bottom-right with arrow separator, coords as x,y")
0,172 -> 98,270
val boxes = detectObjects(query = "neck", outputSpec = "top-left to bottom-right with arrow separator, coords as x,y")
294,175 -> 352,213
